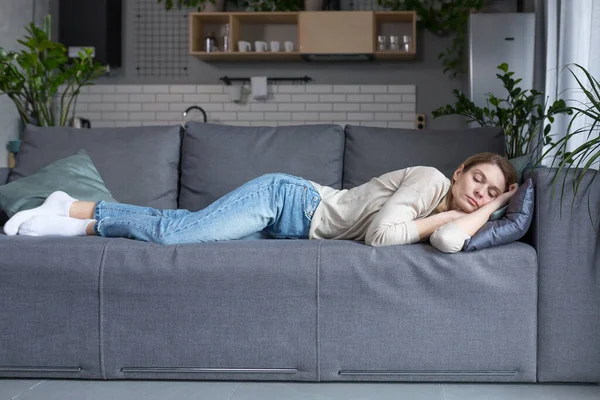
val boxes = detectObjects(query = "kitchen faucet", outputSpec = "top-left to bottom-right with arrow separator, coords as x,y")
183,106 -> 207,123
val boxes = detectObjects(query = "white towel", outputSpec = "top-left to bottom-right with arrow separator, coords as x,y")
251,76 -> 268,100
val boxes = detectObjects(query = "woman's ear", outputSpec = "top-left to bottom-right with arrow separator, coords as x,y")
453,164 -> 465,183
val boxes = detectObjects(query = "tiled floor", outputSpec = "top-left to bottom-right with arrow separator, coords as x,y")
1,380 -> 600,400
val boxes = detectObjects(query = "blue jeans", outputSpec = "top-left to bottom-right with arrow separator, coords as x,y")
93,173 -> 321,245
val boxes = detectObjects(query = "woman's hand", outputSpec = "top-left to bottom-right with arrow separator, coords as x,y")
492,183 -> 519,209
449,183 -> 518,237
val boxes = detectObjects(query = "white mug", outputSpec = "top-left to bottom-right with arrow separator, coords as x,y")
284,41 -> 294,52
254,41 -> 268,52
238,41 -> 251,52
269,41 -> 281,52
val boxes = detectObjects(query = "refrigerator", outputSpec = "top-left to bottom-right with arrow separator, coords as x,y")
468,13 -> 536,109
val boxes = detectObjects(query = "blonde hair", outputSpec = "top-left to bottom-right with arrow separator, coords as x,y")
435,152 -> 517,213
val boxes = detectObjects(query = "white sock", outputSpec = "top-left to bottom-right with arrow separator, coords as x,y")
4,191 -> 78,236
18,216 -> 96,237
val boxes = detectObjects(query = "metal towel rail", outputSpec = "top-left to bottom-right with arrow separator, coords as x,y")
219,76 -> 312,85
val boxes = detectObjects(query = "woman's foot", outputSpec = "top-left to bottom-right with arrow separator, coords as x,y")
4,191 -> 78,235
18,216 -> 96,237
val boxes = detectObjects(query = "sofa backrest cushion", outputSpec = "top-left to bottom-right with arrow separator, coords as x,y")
343,125 -> 505,189
10,124 -> 182,209
0,168 -> 9,185
0,150 -> 116,218
180,122 -> 344,211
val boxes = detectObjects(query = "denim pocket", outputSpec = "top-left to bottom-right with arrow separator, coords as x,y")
302,187 -> 321,221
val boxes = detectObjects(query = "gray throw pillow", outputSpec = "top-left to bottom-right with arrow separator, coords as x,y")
463,178 -> 534,251
489,205 -> 508,221
0,150 -> 116,218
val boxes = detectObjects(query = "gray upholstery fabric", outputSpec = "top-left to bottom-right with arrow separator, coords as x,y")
10,125 -> 182,209
101,239 -> 320,381
0,168 -> 9,225
318,240 -> 538,382
180,122 -> 344,210
527,168 -> 600,382
0,236 -> 111,379
343,125 -> 505,189
0,168 -> 9,185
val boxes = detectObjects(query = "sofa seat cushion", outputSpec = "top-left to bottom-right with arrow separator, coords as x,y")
0,236 -> 113,379
10,125 -> 182,209
180,122 -> 344,211
317,240 -> 538,382
100,239 -> 320,381
343,125 -> 505,189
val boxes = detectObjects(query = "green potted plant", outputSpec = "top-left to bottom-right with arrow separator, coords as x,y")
539,63 -> 599,206
0,15 -> 106,154
432,63 -> 572,177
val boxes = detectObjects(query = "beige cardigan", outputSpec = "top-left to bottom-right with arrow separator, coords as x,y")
309,166 -> 471,253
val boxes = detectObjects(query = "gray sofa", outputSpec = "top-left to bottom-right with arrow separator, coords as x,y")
0,122 -> 598,383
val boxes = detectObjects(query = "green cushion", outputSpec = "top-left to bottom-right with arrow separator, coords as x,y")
0,150 -> 116,218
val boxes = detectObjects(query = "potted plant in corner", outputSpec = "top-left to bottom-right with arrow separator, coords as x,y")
538,63 -> 599,209
432,63 -> 573,180
0,15 -> 106,156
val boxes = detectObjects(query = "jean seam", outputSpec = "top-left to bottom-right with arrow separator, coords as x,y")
304,190 -> 321,221
303,189 -> 314,221
95,217 -> 157,239
94,201 -> 104,221
96,202 -> 186,223
99,205 -> 165,218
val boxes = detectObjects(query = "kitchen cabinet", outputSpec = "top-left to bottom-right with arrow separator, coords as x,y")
298,11 -> 374,54
189,11 -> 416,61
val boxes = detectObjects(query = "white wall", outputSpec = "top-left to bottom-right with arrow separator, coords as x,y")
75,83 -> 417,129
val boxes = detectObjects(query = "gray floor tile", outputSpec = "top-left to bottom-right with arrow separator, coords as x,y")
442,383 -> 600,400
230,382 -> 443,400
3,380 -> 599,400
12,380 -> 241,400
0,380 -> 43,400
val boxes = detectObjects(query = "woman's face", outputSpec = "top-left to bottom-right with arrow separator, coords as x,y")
451,163 -> 506,212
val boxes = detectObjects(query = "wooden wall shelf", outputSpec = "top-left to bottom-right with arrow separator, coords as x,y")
189,11 -> 416,61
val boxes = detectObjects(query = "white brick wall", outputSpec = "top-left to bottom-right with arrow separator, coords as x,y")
74,84 -> 417,129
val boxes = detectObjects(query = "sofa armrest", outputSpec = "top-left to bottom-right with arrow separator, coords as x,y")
527,167 -> 600,382
0,168 -> 9,185
0,168 -> 9,227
